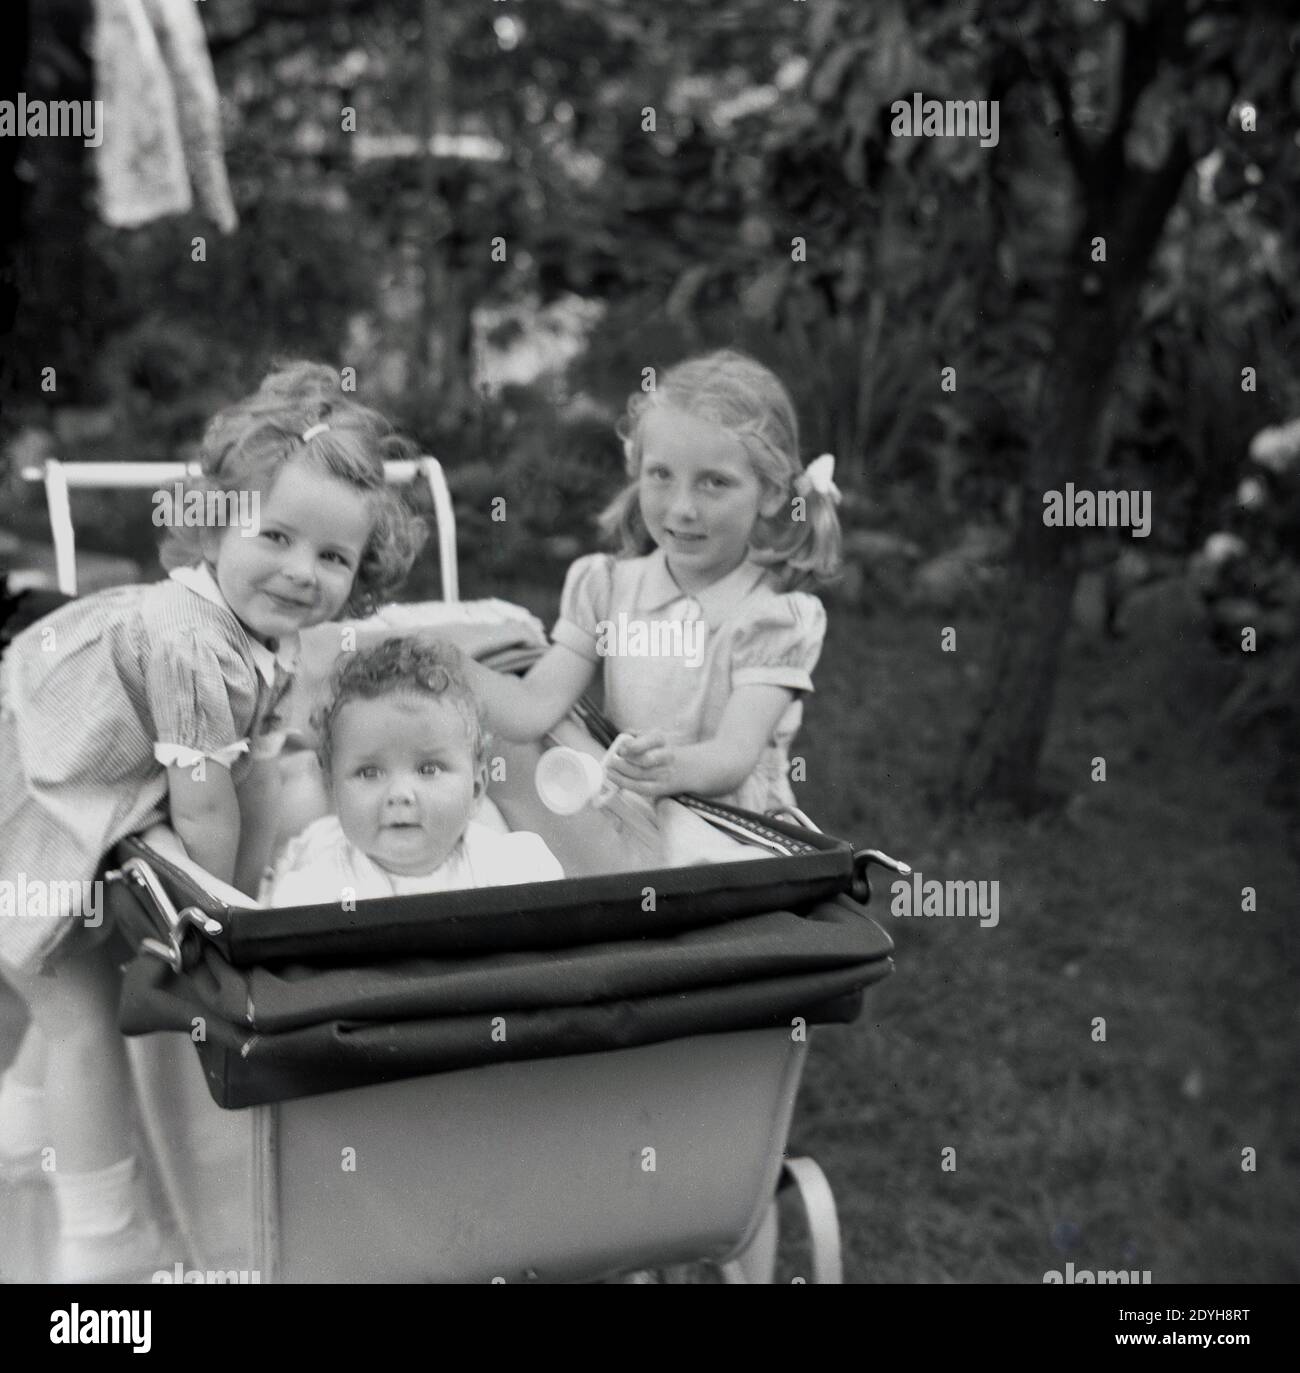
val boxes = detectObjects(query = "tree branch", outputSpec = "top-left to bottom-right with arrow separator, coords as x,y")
1099,0 -> 1188,180
1046,60 -> 1094,188
1118,129 -> 1194,271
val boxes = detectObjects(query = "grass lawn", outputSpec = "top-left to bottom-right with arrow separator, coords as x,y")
789,586 -> 1299,1284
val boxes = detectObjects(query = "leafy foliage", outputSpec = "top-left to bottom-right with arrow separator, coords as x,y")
4,0 -> 1298,794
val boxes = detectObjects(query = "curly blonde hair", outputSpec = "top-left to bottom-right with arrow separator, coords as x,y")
160,361 -> 426,618
312,636 -> 484,779
598,349 -> 842,592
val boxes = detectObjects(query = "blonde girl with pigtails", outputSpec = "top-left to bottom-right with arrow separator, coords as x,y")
466,347 -> 843,815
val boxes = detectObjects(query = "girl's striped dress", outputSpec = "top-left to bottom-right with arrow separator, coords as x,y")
0,564 -> 294,973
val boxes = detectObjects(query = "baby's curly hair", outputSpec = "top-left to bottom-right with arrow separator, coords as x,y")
313,636 -> 486,779
160,361 -> 427,618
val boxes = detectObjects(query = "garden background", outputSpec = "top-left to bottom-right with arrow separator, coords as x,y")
1,0 -> 1297,1281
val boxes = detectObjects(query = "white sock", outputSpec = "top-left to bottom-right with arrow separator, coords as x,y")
0,1069 -> 46,1158
51,1156 -> 137,1239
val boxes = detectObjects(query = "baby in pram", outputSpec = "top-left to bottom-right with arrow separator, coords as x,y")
267,636 -> 563,905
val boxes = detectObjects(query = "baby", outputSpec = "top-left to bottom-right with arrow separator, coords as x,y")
269,637 -> 562,904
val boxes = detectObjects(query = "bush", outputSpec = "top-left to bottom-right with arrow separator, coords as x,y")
446,383 -> 624,593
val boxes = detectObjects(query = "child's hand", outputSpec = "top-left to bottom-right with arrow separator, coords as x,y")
605,730 -> 681,799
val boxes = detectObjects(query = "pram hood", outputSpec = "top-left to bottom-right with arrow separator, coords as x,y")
117,890 -> 891,1108
108,792 -> 892,1109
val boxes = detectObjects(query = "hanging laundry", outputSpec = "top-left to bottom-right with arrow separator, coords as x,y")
91,0 -> 237,234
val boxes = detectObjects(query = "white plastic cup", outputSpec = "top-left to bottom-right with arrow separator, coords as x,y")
534,734 -> 631,815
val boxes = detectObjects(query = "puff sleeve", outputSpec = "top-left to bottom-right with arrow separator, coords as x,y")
550,553 -> 616,663
730,591 -> 827,695
144,625 -> 255,770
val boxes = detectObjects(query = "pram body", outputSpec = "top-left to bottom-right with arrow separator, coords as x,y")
128,1007 -> 813,1283
111,736 -> 893,1283
10,458 -> 900,1283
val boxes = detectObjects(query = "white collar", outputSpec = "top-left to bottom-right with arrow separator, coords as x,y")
169,563 -> 300,686
636,547 -> 767,623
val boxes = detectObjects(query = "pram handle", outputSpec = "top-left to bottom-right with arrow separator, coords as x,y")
771,806 -> 911,905
20,456 -> 459,602
850,848 -> 912,904
767,804 -> 822,834
104,856 -> 223,974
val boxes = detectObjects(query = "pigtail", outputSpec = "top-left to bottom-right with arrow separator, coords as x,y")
597,389 -> 657,557
747,478 -> 843,592
755,483 -> 843,592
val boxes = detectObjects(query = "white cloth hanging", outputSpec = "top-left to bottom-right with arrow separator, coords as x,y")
91,0 -> 238,233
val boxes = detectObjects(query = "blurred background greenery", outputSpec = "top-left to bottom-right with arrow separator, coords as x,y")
3,0 -> 1298,805
1,0 -> 1297,1281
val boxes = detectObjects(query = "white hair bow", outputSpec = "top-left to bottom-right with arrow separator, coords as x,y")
795,453 -> 842,504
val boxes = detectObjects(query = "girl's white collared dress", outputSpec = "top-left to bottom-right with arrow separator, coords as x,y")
551,550 -> 827,816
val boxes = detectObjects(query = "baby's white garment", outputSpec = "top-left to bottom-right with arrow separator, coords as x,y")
267,817 -> 563,906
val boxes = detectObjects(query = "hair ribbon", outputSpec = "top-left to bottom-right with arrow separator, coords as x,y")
794,453 -> 842,505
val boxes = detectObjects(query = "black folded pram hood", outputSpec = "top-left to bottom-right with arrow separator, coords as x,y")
110,801 -> 894,1110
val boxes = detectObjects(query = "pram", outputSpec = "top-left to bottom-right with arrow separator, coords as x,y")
11,457 -> 903,1284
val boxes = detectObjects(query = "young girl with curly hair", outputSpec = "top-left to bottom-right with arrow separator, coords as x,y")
0,361 -> 424,1280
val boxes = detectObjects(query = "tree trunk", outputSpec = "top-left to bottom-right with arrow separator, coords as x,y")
955,142 -> 1193,812
419,0 -> 473,425
419,0 -> 442,384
